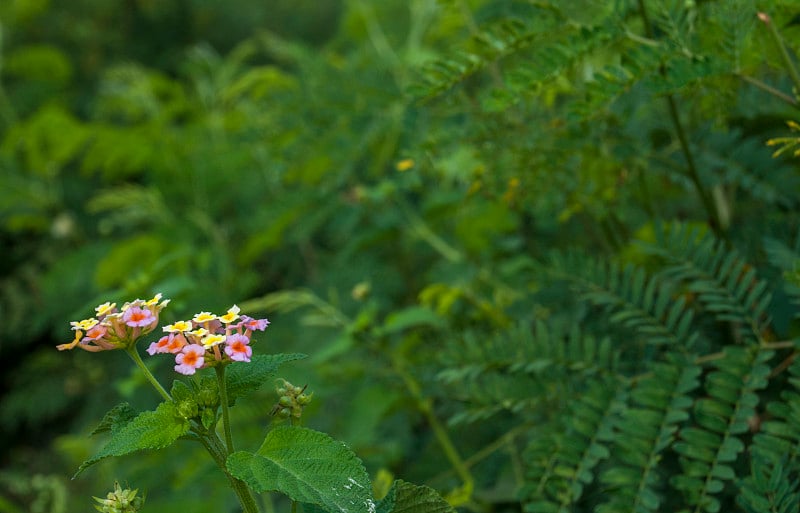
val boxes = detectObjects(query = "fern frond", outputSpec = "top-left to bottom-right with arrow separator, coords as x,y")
708,0 -> 756,72
436,321 -> 619,425
597,354 -> 702,513
737,456 -> 800,513
522,377 -> 627,513
763,236 -> 800,314
670,345 -> 773,513
751,355 -> 800,469
409,13 -> 560,100
639,222 -> 773,343
568,42 -> 666,120
651,0 -> 697,55
546,252 -> 700,349
691,129 -> 800,208
491,26 -> 615,111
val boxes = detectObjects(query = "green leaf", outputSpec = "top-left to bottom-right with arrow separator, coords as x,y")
377,480 -> 455,513
227,426 -> 373,513
75,401 -> 190,477
89,402 -> 137,436
226,353 -> 307,404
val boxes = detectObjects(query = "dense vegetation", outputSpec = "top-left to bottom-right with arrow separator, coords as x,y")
2,0 -> 800,512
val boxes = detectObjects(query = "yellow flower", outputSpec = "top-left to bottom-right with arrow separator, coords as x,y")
70,318 -> 99,331
163,320 -> 194,333
219,305 -> 241,324
190,327 -> 209,338
202,334 -> 226,348
95,302 -> 116,316
145,293 -> 163,306
395,159 -> 414,172
193,311 -> 217,323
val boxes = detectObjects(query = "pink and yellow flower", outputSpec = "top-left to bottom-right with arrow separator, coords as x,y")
123,306 -> 155,328
59,293 -> 171,352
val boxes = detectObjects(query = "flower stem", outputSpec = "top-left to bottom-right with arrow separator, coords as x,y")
215,365 -> 235,453
125,346 -> 171,402
202,431 -> 260,513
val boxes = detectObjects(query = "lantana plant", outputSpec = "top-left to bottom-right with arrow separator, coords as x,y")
59,294 -> 452,513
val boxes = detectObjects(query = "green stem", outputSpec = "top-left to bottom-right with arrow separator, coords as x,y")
759,12 -> 800,98
394,358 -> 473,491
203,432 -> 261,513
637,0 -> 725,237
125,346 -> 171,402
215,365 -> 235,453
737,73 -> 800,109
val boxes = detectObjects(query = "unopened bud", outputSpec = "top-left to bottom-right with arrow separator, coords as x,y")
93,482 -> 145,513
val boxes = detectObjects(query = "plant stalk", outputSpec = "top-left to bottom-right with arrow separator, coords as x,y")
125,346 -> 172,402
394,360 -> 473,491
758,12 -> 800,98
216,365 -> 235,453
636,0 -> 725,237
203,430 -> 260,513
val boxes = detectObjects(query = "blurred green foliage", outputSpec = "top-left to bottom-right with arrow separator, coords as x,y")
2,0 -> 800,512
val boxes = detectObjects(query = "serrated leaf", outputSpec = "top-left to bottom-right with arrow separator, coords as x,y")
75,401 -> 190,477
90,402 -> 137,435
227,426 -> 374,513
226,353 -> 307,403
377,480 -> 454,513
171,380 -> 193,402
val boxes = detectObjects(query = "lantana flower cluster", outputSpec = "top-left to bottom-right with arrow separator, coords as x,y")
60,295 -> 270,376
146,305 -> 269,375
58,294 -> 169,352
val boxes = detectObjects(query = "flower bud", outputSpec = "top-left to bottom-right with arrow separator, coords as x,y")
93,482 -> 145,513
176,399 -> 199,419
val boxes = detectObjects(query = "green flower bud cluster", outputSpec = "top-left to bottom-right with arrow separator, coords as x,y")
272,378 -> 313,420
93,482 -> 144,513
171,378 -> 220,430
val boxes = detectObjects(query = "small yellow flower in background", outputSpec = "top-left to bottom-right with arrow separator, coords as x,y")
395,158 -> 414,172
202,333 -> 226,349
163,320 -> 193,333
219,305 -> 241,324
193,312 -> 217,323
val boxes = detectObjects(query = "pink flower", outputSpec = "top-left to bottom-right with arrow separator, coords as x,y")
83,324 -> 108,342
147,335 -> 171,355
123,306 -> 155,328
225,334 -> 252,362
147,333 -> 187,355
240,315 -> 270,332
175,344 -> 206,375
